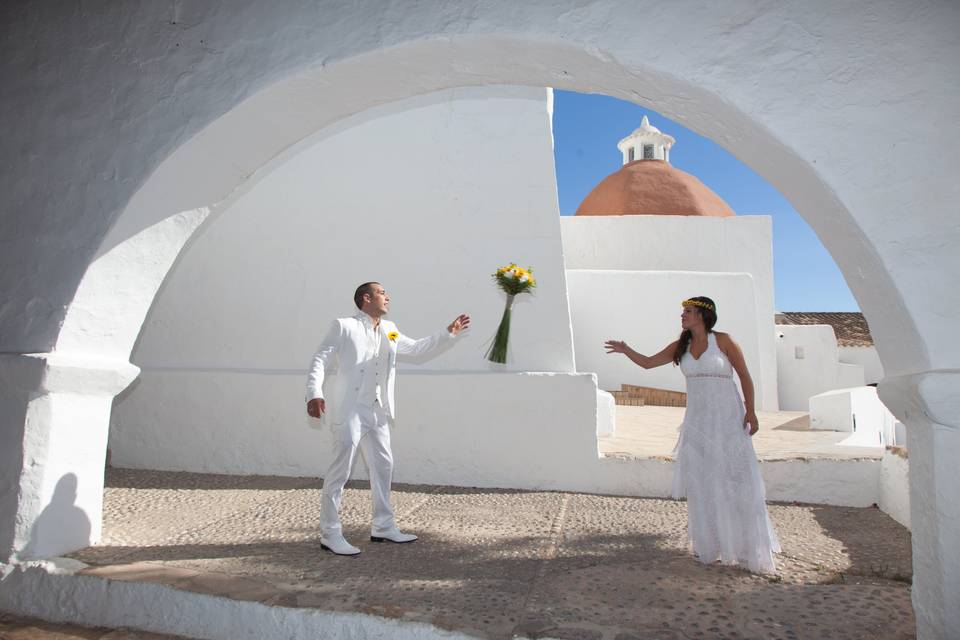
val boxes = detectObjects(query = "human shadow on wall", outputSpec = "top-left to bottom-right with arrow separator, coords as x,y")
20,473 -> 91,561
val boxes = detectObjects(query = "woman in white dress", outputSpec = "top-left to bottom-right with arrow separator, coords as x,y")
605,296 -> 781,573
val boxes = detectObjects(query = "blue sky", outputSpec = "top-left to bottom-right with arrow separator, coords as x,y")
551,89 -> 858,312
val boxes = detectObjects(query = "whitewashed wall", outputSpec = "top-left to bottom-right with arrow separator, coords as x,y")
839,346 -> 885,385
566,270 -> 762,403
125,86 -> 573,378
111,86 -> 587,481
560,215 -> 777,409
776,324 -> 865,411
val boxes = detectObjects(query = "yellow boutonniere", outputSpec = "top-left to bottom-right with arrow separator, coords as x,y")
387,331 -> 399,341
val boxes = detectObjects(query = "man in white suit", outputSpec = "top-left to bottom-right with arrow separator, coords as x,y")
306,282 -> 470,555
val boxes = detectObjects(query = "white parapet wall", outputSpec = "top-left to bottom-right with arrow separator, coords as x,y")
112,371 -> 605,491
566,269 -> 763,403
112,368 -> 885,508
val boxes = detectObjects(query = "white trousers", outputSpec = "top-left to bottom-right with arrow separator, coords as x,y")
319,402 -> 396,537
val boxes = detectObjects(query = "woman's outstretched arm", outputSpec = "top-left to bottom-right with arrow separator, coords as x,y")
604,340 -> 678,369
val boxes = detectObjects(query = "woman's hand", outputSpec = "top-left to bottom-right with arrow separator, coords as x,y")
743,411 -> 759,436
605,340 -> 630,355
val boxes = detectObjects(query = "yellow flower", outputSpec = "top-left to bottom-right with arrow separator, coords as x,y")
387,331 -> 399,341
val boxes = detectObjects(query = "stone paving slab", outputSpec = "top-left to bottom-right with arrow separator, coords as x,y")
67,469 -> 915,639
601,406 -> 884,461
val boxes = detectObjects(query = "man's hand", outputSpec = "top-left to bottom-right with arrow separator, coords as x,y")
307,398 -> 326,418
448,314 -> 471,336
743,411 -> 759,436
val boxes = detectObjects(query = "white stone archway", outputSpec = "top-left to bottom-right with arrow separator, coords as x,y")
1,3 -> 957,637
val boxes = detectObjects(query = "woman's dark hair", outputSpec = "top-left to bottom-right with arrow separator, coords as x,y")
673,296 -> 718,365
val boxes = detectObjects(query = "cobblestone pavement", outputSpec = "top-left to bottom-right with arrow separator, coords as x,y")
0,612 -> 185,639
67,469 -> 914,639
601,406 -> 884,460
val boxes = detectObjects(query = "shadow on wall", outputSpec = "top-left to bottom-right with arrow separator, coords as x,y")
19,473 -> 91,561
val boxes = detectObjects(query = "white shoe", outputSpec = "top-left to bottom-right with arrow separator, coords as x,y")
370,528 -> 418,544
320,535 -> 361,556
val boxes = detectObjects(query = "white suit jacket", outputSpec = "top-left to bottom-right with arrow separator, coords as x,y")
306,314 -> 454,424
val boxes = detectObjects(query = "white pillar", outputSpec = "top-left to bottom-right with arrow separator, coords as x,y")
0,354 -> 138,562
879,371 -> 960,639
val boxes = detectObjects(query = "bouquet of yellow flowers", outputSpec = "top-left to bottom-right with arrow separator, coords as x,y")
486,263 -> 537,363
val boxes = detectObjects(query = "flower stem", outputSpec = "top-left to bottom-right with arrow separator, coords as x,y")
486,295 -> 515,364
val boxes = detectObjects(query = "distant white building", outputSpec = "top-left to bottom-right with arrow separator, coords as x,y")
775,311 -> 885,411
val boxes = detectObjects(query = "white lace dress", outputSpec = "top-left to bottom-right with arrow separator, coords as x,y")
672,332 -> 781,573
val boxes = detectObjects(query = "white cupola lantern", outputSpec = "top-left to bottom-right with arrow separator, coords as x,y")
616,115 -> 676,164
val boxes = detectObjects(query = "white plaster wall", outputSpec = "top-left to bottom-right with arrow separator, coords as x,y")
880,449 -> 910,530
566,270 -> 762,402
776,325 -> 865,411
560,215 -> 777,409
130,86 -> 573,375
839,346 -> 885,385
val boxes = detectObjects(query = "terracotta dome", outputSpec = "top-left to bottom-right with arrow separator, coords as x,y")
576,160 -> 735,217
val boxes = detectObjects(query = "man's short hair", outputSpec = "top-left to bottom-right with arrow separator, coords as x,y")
354,282 -> 379,309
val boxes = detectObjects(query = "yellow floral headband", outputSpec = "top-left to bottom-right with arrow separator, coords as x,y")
682,299 -> 715,311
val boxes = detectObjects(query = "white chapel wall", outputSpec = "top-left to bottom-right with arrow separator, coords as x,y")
560,215 -> 777,410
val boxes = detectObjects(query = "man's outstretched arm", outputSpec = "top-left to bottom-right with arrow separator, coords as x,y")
395,314 -> 470,357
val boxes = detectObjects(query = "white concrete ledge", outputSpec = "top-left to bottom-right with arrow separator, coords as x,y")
0,561 -> 474,640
